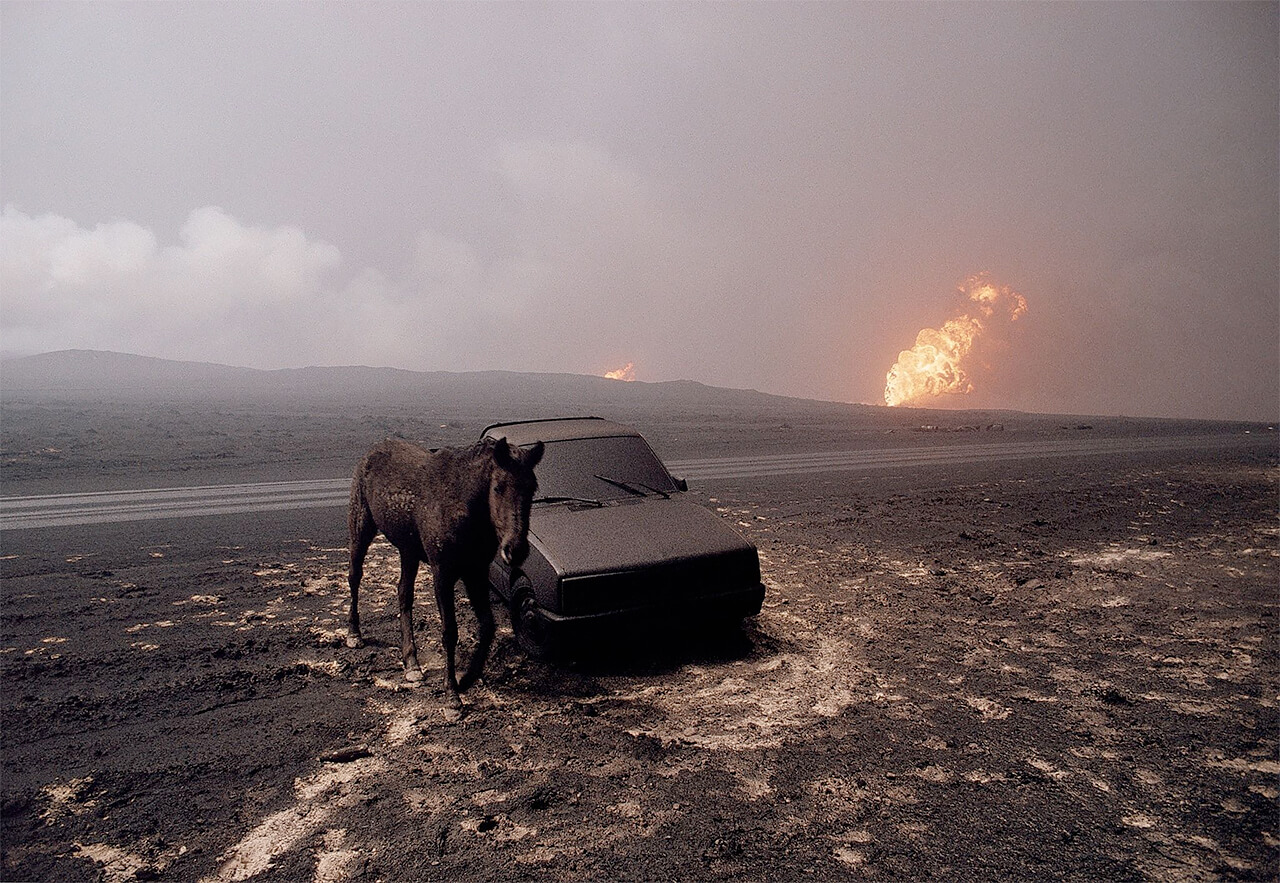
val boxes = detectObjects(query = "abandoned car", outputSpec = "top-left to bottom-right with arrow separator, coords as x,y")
481,417 -> 766,652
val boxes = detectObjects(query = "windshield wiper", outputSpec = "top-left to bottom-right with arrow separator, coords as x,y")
593,473 -> 672,499
592,474 -> 647,497
533,495 -> 604,508
632,480 -> 670,499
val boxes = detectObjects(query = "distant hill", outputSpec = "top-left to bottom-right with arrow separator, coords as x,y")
0,349 -> 865,417
1,349 -> 261,393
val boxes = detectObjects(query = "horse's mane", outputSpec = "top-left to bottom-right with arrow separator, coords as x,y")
424,437 -> 499,474
423,438 -> 495,457
462,437 -> 499,465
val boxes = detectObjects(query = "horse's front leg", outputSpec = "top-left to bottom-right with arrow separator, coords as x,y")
397,552 -> 423,682
431,563 -> 462,708
458,569 -> 496,693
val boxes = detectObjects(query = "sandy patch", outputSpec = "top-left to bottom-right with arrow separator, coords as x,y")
1071,548 -> 1172,568
74,842 -> 149,883
1204,753 -> 1280,775
313,829 -> 364,883
40,777 -> 96,822
206,754 -> 387,882
617,621 -> 874,751
965,696 -> 1011,720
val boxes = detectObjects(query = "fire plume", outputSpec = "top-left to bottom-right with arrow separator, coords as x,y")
884,274 -> 1027,407
604,362 -> 636,382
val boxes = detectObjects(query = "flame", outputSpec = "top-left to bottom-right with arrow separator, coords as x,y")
884,274 -> 1027,407
603,362 -> 636,382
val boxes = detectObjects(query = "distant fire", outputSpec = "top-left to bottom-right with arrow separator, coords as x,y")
604,362 -> 636,382
884,274 -> 1027,407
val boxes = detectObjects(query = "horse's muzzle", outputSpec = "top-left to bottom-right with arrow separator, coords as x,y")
500,539 -> 528,568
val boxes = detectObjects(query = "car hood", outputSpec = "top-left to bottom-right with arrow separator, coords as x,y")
529,496 -> 755,577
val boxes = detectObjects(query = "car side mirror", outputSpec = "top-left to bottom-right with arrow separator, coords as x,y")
674,477 -> 688,492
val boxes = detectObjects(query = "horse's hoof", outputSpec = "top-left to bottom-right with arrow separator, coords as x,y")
404,667 -> 424,683
345,635 -> 364,649
446,692 -> 463,712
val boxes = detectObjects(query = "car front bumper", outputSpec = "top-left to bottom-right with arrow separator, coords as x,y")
531,581 -> 766,640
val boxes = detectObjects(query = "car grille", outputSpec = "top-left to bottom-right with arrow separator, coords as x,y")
558,552 -> 760,617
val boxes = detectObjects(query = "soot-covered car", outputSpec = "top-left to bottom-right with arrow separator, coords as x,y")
482,417 -> 765,653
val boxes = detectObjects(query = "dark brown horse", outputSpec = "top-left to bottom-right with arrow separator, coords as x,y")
346,436 -> 543,707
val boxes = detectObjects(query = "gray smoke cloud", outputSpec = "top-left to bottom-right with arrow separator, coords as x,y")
2,2 -> 1275,420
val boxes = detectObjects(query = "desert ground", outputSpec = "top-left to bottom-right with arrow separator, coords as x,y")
1,377 -> 1277,881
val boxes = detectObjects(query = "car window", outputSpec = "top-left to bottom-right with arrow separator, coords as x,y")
530,436 -> 677,501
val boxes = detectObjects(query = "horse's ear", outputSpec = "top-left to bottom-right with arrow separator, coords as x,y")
492,437 -> 514,469
525,441 -> 544,468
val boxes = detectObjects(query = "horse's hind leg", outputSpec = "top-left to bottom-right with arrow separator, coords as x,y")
346,490 -> 377,649
458,570 -> 496,693
398,553 -> 424,682
430,563 -> 462,707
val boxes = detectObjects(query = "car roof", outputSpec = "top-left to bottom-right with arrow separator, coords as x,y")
481,416 -> 643,446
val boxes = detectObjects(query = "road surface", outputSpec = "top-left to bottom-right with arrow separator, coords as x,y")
1,432 -> 1271,530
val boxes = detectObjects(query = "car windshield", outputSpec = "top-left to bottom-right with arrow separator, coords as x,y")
529,435 -> 678,502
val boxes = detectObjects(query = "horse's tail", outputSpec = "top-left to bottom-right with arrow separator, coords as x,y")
348,461 -> 375,556
346,460 -> 377,646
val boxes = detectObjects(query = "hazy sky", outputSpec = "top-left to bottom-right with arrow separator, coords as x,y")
3,2 -> 1276,420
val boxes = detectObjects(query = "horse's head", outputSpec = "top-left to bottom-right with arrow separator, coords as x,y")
488,437 -> 544,567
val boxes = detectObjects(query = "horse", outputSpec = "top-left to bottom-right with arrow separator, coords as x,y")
346,436 -> 543,707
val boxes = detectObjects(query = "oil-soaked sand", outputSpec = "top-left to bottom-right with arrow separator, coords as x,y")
2,419 -> 1277,880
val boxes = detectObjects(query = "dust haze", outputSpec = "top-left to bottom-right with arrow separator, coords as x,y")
2,4 -> 1276,416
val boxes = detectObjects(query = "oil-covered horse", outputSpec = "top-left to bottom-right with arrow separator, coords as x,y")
347,436 -> 543,707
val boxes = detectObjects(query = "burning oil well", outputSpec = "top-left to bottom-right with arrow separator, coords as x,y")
884,274 -> 1028,407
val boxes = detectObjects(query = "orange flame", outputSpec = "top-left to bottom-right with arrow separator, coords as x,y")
604,362 -> 636,382
884,274 -> 1027,407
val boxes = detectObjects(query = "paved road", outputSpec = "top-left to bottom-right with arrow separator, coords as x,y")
1,432 -> 1271,531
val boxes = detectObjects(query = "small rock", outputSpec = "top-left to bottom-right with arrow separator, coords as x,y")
319,745 -> 371,763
